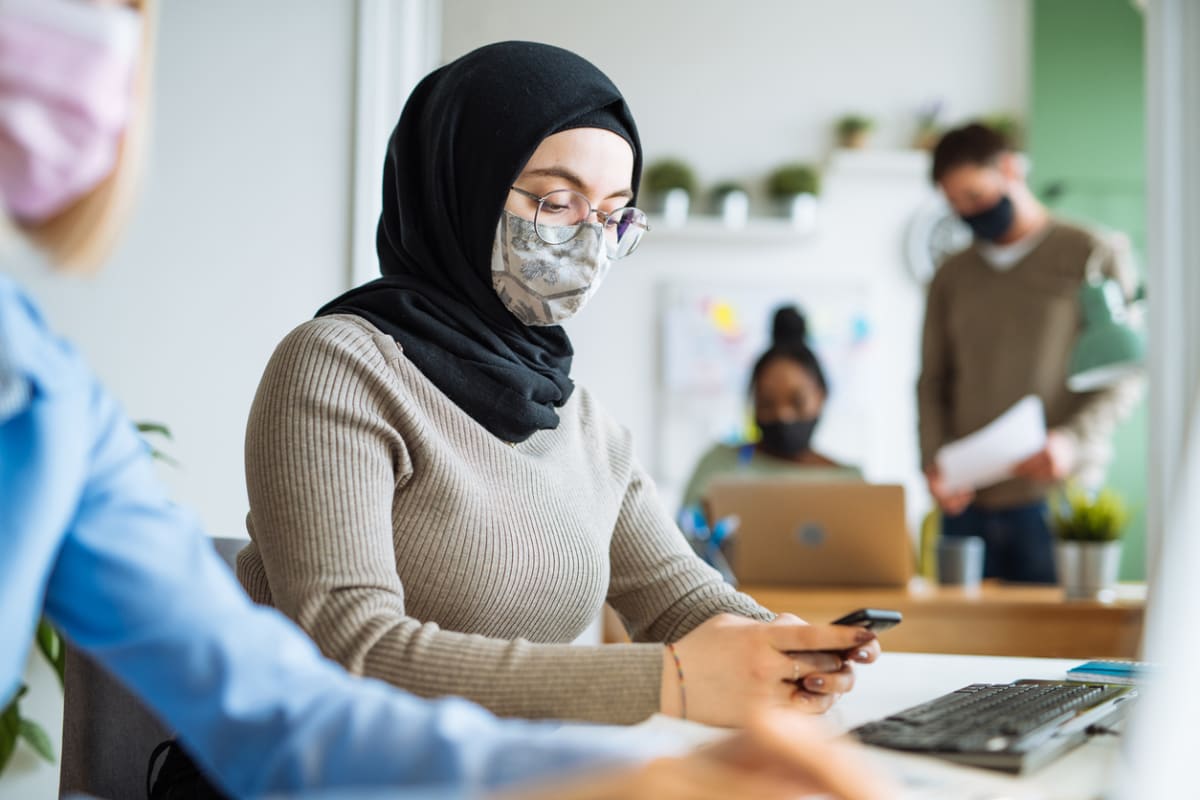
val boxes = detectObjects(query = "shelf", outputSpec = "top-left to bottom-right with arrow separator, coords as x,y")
825,147 -> 932,177
644,215 -> 818,245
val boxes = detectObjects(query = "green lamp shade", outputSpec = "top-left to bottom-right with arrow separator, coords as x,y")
1067,280 -> 1145,392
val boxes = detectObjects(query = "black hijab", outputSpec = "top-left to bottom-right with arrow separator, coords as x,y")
318,42 -> 642,443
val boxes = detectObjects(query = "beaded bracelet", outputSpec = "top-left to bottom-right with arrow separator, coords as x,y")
666,642 -> 687,720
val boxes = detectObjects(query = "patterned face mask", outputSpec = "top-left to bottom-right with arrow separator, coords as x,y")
490,210 -> 611,327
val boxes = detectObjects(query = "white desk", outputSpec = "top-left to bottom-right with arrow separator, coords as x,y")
633,652 -> 1124,799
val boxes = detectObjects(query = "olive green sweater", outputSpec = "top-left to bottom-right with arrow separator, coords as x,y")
680,443 -> 862,512
237,315 -> 771,724
917,221 -> 1142,508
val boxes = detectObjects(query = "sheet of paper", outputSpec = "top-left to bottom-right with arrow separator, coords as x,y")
936,395 -> 1047,492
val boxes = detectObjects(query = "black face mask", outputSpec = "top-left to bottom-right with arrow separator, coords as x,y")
757,417 -> 819,458
960,195 -> 1015,241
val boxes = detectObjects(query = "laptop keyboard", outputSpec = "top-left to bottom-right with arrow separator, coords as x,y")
853,681 -> 1134,773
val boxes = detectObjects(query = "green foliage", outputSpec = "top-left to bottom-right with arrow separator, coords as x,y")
980,113 -> 1024,149
136,420 -> 178,467
709,181 -> 746,200
0,688 -> 22,774
836,113 -> 875,137
0,683 -> 55,777
17,720 -> 54,764
766,163 -> 821,198
1053,483 -> 1128,542
643,159 -> 697,196
35,621 -> 64,689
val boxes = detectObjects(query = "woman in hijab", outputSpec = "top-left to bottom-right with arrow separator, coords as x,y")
0,5 -> 895,798
238,41 -> 880,728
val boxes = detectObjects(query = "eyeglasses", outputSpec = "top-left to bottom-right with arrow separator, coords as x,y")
509,186 -> 650,259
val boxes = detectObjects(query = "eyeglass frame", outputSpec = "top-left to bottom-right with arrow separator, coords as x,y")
508,186 -> 651,256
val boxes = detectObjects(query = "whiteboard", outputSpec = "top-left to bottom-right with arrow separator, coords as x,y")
655,281 -> 884,492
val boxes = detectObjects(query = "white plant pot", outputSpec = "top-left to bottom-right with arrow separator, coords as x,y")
662,188 -> 690,228
1056,540 -> 1122,600
718,190 -> 749,228
787,192 -> 819,233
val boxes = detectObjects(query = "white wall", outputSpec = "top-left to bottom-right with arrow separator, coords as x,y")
566,151 -> 938,522
7,0 -> 357,539
442,0 -> 1030,186
442,0 -> 1030,511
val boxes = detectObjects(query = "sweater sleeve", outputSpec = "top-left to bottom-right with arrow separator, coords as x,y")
243,318 -> 666,725
606,457 -> 774,644
917,267 -> 955,468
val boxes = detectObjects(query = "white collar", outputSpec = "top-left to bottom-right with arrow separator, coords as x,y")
977,224 -> 1053,271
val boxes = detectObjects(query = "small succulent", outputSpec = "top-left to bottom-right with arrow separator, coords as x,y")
766,163 -> 821,199
710,181 -> 747,201
836,114 -> 875,138
916,99 -> 945,131
1053,483 -> 1128,543
981,113 -> 1023,149
643,159 -> 697,196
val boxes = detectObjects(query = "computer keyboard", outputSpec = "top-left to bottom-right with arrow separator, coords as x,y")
853,680 -> 1137,773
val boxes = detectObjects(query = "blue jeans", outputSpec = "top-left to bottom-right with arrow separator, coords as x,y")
941,501 -> 1057,583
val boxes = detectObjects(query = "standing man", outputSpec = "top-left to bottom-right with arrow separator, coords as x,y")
918,123 -> 1140,583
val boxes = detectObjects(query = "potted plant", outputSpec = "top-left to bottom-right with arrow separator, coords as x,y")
0,622 -> 63,778
643,158 -> 697,228
1053,483 -> 1128,600
766,163 -> 821,232
913,99 -> 944,151
709,181 -> 749,228
835,114 -> 875,149
981,113 -> 1023,150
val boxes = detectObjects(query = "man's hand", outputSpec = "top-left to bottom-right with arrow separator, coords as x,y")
1012,430 -> 1077,483
925,463 -> 975,516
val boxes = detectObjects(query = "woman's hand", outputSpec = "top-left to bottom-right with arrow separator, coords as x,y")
660,613 -> 880,727
496,708 -> 894,800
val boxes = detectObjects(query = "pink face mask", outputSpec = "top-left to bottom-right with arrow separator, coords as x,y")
0,0 -> 141,222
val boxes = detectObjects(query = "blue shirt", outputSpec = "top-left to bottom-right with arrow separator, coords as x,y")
0,275 -> 651,798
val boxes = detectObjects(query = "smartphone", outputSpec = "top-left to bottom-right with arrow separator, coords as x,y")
830,608 -> 903,632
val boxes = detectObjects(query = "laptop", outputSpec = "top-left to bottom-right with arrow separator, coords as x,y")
704,477 -> 913,587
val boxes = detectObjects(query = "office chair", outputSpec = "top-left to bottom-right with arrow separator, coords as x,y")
58,537 -> 248,800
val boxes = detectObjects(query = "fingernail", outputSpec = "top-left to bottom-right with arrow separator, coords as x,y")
855,630 -> 876,644
854,649 -> 870,661
806,677 -> 825,690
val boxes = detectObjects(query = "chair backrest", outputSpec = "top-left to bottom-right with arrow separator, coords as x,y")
58,537 -> 248,800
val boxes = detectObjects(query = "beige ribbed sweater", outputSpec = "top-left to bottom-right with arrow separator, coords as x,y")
237,314 -> 771,724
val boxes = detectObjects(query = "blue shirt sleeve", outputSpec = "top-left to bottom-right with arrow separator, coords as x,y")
0,276 -> 652,797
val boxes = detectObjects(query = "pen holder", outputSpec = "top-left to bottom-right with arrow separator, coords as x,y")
678,505 -> 739,585
937,536 -> 984,588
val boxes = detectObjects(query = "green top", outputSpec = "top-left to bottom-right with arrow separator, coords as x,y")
679,442 -> 862,512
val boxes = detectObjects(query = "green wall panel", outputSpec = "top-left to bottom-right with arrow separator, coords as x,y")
1031,0 -> 1146,580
